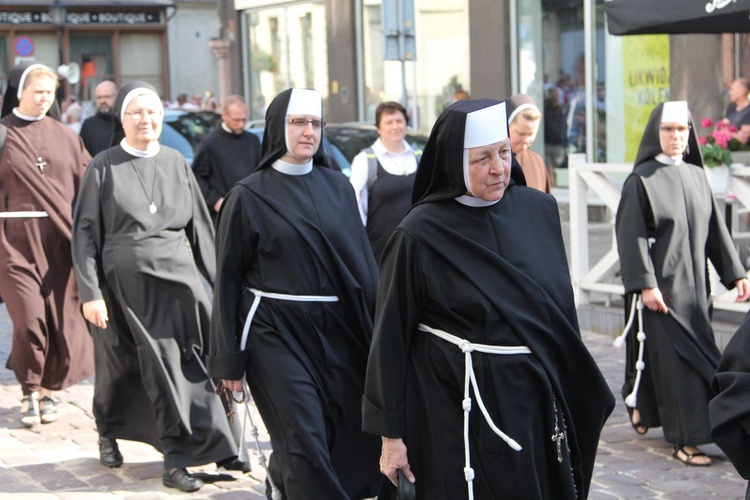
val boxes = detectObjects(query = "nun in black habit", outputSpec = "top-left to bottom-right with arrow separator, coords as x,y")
710,312 -> 750,498
72,82 -> 242,492
362,98 -> 614,499
615,101 -> 749,466
208,88 -> 382,499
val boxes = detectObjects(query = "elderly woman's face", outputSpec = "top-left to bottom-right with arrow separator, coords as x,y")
18,73 -> 56,117
122,94 -> 163,149
659,121 -> 689,158
467,139 -> 512,202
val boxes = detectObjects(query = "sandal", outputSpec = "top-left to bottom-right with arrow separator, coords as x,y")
20,392 -> 41,428
39,396 -> 59,424
626,406 -> 648,435
672,444 -> 712,467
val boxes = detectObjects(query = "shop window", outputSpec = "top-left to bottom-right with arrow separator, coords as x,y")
359,0 -> 470,133
0,35 -> 7,91
517,0 -> 610,169
245,2 -> 328,122
69,35 -> 113,102
119,33 -> 164,97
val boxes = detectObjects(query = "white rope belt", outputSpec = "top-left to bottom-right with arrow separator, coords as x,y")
236,288 -> 338,500
612,294 -> 646,408
418,323 -> 530,500
0,211 -> 49,218
240,288 -> 339,350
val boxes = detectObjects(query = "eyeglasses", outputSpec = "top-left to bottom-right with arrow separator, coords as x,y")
660,125 -> 690,134
124,109 -> 162,121
286,117 -> 326,129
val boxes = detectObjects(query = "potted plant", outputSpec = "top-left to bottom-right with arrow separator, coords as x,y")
698,118 -> 749,167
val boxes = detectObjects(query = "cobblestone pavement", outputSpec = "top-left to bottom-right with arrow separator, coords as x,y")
0,301 -> 747,499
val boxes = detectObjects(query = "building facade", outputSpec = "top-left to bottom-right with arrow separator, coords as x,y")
232,0 -> 748,167
0,1 -> 173,101
0,0 -> 227,110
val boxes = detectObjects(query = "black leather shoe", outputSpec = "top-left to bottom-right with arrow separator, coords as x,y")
216,456 -> 251,473
98,437 -> 123,468
163,467 -> 203,492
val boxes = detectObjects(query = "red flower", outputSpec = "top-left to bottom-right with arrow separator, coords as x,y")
698,136 -> 708,145
701,117 -> 714,128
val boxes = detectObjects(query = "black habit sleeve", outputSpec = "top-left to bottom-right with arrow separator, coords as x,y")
183,159 -> 216,285
362,228 -> 424,438
72,158 -> 105,303
193,135 -> 223,208
710,312 -> 750,480
616,174 -> 658,294
207,185 -> 255,380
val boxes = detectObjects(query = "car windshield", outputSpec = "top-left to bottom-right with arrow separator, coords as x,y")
160,110 -> 222,166
160,122 -> 194,164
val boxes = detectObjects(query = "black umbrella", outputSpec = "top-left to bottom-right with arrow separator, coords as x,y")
605,0 -> 750,35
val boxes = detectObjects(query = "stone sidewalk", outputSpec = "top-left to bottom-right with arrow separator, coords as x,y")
0,301 -> 747,499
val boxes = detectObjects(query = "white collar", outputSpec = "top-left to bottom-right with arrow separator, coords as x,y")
272,158 -> 313,175
655,153 -> 683,166
454,194 -> 499,207
12,108 -> 44,121
372,138 -> 413,156
120,138 -> 160,158
221,122 -> 239,134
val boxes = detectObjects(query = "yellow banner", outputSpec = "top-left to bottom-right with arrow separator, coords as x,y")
623,35 -> 670,161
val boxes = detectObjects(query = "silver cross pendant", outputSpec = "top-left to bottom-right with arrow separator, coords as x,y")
36,156 -> 46,174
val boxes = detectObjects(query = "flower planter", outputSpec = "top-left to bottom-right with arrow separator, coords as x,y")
706,165 -> 731,196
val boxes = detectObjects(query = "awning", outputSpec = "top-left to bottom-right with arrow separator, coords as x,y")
0,1 -> 174,6
605,0 -> 750,35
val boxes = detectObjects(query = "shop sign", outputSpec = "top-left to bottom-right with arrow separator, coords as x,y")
0,10 -> 163,26
622,35 -> 670,162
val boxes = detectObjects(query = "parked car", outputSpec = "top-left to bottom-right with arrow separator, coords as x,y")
160,109 -> 222,165
246,121 -> 428,177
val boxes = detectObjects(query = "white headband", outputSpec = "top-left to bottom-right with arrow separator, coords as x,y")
286,88 -> 322,117
463,102 -> 508,148
120,88 -> 163,122
507,102 -> 539,125
17,64 -> 48,99
661,101 -> 688,124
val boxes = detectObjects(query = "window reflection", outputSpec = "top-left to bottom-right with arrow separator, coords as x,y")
245,2 -> 328,122
518,0 -> 609,172
360,0 -> 470,133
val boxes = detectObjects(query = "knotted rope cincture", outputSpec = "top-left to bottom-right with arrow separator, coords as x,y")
612,294 -> 646,407
419,324 -> 527,500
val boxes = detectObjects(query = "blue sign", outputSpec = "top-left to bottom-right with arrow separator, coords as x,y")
14,36 -> 34,57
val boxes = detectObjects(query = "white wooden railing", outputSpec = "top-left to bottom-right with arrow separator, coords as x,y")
568,155 -> 750,314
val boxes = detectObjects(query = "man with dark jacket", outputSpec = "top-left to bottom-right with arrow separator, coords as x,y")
79,80 -> 117,156
192,95 -> 261,220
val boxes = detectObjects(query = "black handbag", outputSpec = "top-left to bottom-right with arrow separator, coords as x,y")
377,469 -> 416,500
396,469 -> 416,500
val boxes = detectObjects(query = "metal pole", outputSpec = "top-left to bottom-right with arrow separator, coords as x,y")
509,0 -> 518,94
398,0 -> 407,107
57,27 -> 63,66
583,0 -> 595,163
355,0 -> 365,122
